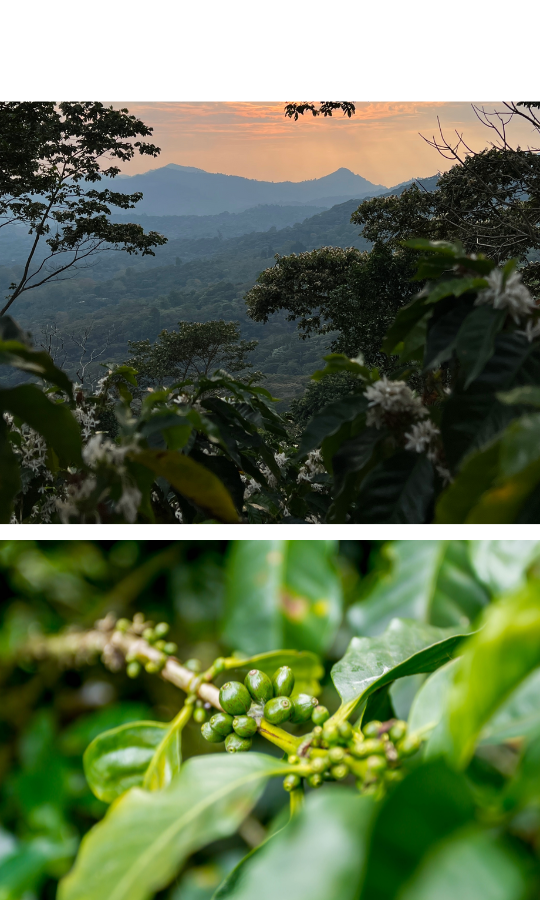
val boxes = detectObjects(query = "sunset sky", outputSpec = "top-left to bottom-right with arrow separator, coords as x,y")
111,101 -> 538,187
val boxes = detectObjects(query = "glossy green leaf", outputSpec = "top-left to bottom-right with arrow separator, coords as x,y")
358,760 -> 474,900
480,667 -> 540,744
444,581 -> 540,767
0,339 -> 74,398
503,731 -> 540,811
348,541 -> 488,636
223,541 -> 342,657
296,394 -> 367,458
382,294 -> 431,356
354,452 -> 434,523
0,385 -> 82,466
398,827 -> 530,900
143,706 -> 190,792
131,449 -> 239,523
455,305 -> 507,389
0,834 -> 77,900
214,790 -> 374,900
468,541 -> 540,595
435,442 -> 501,523
332,618 -> 469,720
213,827 -> 285,899
59,753 -> 286,900
83,721 -> 169,802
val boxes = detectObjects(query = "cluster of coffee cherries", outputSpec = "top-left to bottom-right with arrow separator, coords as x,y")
282,717 -> 422,794
113,614 -> 178,678
201,666 -> 327,753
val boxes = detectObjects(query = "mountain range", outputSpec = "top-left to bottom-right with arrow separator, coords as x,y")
111,164 -> 389,216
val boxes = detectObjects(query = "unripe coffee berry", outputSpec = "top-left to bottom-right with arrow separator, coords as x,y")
310,756 -> 328,774
288,754 -> 300,765
126,661 -> 141,678
329,746 -> 345,763
209,712 -> 234,736
397,734 -> 421,757
312,705 -> 330,726
201,722 -> 224,743
219,682 -> 252,715
264,696 -> 292,724
322,723 -> 340,745
163,643 -> 177,655
331,764 -> 349,780
351,738 -> 385,759
142,628 -> 155,642
363,720 -> 381,739
290,694 -> 318,724
193,707 -> 207,724
283,774 -> 301,792
155,640 -> 167,651
185,659 -> 201,673
225,732 -> 252,753
272,666 -> 295,697
338,722 -> 353,743
145,661 -> 161,674
154,622 -> 170,638
213,657 -> 227,675
389,721 -> 407,743
116,618 -> 131,632
245,669 -> 273,703
366,754 -> 387,774
232,715 -> 258,738
308,773 -> 323,788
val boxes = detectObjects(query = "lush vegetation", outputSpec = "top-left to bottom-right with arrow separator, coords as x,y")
2,538 -> 540,900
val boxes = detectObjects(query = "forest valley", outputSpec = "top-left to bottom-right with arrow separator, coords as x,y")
0,100 -> 540,523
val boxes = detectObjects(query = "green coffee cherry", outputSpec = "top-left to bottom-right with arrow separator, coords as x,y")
154,622 -> 170,638
116,618 -> 131,632
397,734 -> 421,757
245,669 -> 273,703
209,712 -> 234,736
329,746 -> 346,764
213,657 -> 227,675
163,643 -> 177,655
290,693 -> 318,724
288,754 -> 300,765
331,764 -> 349,780
126,660 -> 141,678
312,705 -> 330,726
185,658 -> 201,673
322,723 -> 340,745
201,722 -> 224,743
283,773 -> 301,792
366,754 -> 387,775
350,738 -> 385,759
145,661 -> 162,674
272,666 -> 295,697
338,722 -> 353,743
363,720 -> 381,739
225,732 -> 252,753
308,773 -> 323,788
155,640 -> 167,651
310,755 -> 329,774
219,681 -> 252,715
193,707 -> 207,724
142,627 -> 155,642
389,721 -> 407,743
311,725 -> 323,747
264,696 -> 292,724
232,715 -> 258,738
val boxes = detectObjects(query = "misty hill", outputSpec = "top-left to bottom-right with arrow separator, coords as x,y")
110,164 -> 388,216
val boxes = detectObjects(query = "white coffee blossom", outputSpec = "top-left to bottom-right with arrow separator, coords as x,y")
297,449 -> 326,491
475,268 -> 536,323
74,405 -> 99,440
365,377 -> 427,429
518,318 -> 540,343
115,484 -> 142,524
404,420 -> 440,454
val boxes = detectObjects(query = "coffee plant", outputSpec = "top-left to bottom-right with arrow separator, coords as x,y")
2,539 -> 540,899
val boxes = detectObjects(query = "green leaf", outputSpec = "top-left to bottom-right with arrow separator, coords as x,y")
213,790 -> 374,900
0,834 -> 77,900
503,731 -> 540,812
224,649 -> 324,696
443,581 -> 540,767
455,306 -> 507,389
354,452 -> 434,524
497,385 -> 540,408
331,618 -> 469,721
296,394 -> 367,458
435,442 -> 500,523
83,721 -> 169,802
358,760 -> 474,900
131,449 -> 239,523
0,385 -> 82,466
58,753 -> 287,900
348,541 -> 489,636
398,827 -> 531,900
480,667 -> 540,744
382,295 -> 431,356
311,353 -> 371,382
0,420 -> 21,523
0,339 -> 73,398
408,658 -> 458,742
222,541 -> 342,657
143,706 -> 190,792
